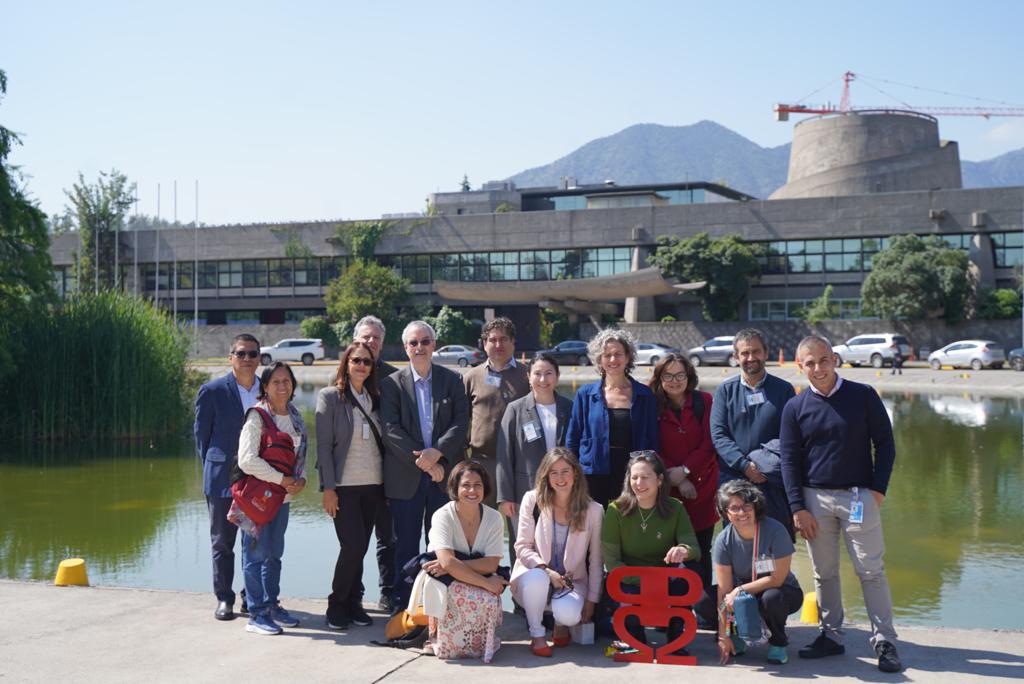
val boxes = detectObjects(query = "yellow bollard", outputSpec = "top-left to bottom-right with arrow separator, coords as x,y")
799,591 -> 818,625
572,378 -> 577,392
55,558 -> 89,586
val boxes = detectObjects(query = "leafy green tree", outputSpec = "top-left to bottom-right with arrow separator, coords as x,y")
0,69 -> 55,380
324,259 -> 410,325
861,235 -> 973,322
648,232 -> 761,321
299,315 -> 340,348
975,288 -> 1022,320
65,169 -> 134,292
427,305 -> 476,345
803,284 -> 838,324
539,309 -> 574,347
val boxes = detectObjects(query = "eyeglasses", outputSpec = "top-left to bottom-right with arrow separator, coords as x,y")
406,338 -> 433,347
726,504 -> 755,515
661,372 -> 688,383
231,350 -> 259,359
349,357 -> 373,367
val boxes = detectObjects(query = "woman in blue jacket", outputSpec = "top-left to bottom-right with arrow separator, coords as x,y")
566,329 -> 658,507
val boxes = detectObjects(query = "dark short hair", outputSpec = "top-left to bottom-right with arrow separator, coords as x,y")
733,328 -> 767,354
529,353 -> 561,376
481,317 -> 516,341
447,459 -> 492,501
232,333 -> 260,351
715,479 -> 767,520
257,362 -> 297,402
649,353 -> 699,411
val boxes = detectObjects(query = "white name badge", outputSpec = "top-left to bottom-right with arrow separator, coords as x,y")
362,422 -> 371,440
849,500 -> 864,524
746,391 -> 766,406
485,374 -> 502,387
523,421 -> 541,442
754,557 -> 775,574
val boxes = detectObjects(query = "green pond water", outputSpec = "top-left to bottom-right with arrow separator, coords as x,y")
1,384 -> 1022,630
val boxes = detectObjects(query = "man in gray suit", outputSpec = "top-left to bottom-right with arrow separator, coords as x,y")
379,320 -> 469,609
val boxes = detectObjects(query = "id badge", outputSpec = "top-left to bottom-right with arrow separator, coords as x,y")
754,556 -> 775,574
362,421 -> 371,440
523,421 -> 541,442
485,374 -> 501,387
849,500 -> 864,524
746,391 -> 765,407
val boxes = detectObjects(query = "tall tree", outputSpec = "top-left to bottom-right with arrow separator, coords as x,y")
0,69 -> 55,379
65,169 -> 134,292
861,235 -> 973,322
324,259 -> 410,325
648,232 -> 762,321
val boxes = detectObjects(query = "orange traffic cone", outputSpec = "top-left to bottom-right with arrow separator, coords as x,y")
778,348 -> 785,366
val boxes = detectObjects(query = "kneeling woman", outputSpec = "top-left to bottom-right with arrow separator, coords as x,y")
236,362 -> 307,635
696,479 -> 803,665
510,447 -> 603,657
422,460 -> 508,662
602,451 -> 699,648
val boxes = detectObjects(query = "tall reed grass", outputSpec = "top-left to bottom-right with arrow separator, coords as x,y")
2,291 -> 193,440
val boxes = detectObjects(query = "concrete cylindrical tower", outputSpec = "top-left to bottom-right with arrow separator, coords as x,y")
770,111 -> 962,199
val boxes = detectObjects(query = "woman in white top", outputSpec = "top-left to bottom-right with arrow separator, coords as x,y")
236,362 -> 307,635
315,342 -> 384,631
422,460 -> 508,662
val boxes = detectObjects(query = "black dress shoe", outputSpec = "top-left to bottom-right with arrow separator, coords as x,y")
215,601 -> 235,621
377,594 -> 394,614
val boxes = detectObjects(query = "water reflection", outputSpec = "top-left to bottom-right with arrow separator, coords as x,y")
0,388 -> 1021,629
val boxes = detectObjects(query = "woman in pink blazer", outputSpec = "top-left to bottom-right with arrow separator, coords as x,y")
510,447 -> 604,657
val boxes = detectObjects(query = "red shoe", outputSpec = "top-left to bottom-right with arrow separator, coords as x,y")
552,633 -> 571,647
530,641 -> 553,657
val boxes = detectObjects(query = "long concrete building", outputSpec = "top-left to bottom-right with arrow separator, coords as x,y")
48,111 -> 1024,348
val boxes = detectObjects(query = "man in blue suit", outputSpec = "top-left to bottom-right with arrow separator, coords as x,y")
194,333 -> 262,621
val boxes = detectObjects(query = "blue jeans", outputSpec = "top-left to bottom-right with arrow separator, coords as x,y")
241,503 -> 290,617
389,472 -> 448,607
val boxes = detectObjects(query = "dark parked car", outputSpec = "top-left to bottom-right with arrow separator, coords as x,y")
1009,348 -> 1024,372
535,340 -> 591,366
687,336 -> 737,367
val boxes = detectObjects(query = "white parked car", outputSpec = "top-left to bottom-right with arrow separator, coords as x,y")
635,342 -> 681,366
832,333 -> 912,369
259,338 -> 325,366
928,340 -> 1006,371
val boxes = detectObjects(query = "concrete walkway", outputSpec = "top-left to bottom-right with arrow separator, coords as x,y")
2,581 -> 1021,683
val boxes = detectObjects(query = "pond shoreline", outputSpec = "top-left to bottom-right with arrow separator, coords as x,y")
193,361 -> 1024,398
3,580 -> 1020,682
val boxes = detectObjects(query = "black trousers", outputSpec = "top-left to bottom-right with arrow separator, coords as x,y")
692,526 -> 715,592
327,484 -> 384,620
693,583 -> 804,646
206,495 -> 239,603
373,495 -> 395,596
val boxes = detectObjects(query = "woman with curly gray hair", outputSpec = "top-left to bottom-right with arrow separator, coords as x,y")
566,328 -> 658,506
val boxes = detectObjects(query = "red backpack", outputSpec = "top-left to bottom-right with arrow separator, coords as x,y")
230,407 -> 297,526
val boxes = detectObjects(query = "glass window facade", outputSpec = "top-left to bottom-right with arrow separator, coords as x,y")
992,232 -> 1023,268
749,297 -> 873,321
758,237 -> 892,275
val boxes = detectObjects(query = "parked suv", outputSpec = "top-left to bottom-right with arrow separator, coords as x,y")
687,336 -> 737,367
928,340 -> 1006,371
260,338 -> 325,366
535,340 -> 591,366
832,333 -> 912,369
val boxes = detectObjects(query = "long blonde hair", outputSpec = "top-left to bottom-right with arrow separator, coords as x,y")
534,447 -> 591,531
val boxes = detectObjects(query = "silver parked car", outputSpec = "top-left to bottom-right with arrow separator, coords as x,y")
259,338 -> 325,366
635,342 -> 681,366
688,336 -> 737,367
928,340 -> 1006,371
433,344 -> 486,367
832,333 -> 912,369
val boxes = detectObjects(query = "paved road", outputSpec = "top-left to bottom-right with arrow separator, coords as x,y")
2,581 -> 1021,683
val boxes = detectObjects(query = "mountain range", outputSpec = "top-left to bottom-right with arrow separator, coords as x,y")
506,121 -> 1024,198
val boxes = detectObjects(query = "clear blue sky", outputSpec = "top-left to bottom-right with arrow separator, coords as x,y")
4,1 -> 1023,225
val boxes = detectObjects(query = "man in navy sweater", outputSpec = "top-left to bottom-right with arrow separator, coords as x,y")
780,335 -> 901,673
711,328 -> 796,535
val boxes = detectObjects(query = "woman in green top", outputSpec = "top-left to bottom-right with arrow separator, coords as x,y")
602,450 -> 699,649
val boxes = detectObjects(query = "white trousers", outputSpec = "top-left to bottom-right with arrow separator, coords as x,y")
517,567 -> 584,638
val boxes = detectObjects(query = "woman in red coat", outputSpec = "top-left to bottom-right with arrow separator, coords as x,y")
649,353 -> 719,589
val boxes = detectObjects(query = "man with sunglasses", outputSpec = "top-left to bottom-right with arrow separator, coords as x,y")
379,321 -> 469,611
195,333 -> 263,621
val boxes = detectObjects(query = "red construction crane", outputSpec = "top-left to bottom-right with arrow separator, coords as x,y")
774,71 -> 1024,121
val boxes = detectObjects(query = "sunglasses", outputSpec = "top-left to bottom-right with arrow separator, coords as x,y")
231,350 -> 259,359
349,357 -> 373,367
406,338 -> 433,347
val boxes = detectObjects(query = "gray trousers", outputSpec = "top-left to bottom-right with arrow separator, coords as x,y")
803,487 -> 897,647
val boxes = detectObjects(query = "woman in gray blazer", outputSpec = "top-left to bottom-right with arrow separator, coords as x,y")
496,354 -> 573,532
315,341 -> 385,631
